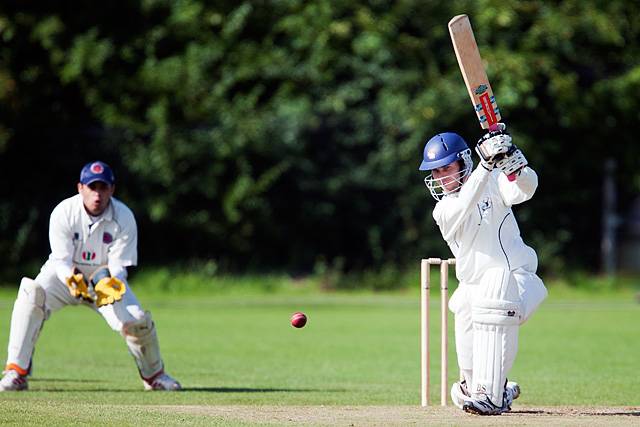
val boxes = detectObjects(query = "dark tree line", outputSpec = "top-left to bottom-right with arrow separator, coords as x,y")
1,0 -> 639,280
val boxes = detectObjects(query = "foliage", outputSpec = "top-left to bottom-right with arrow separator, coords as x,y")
1,0 -> 640,277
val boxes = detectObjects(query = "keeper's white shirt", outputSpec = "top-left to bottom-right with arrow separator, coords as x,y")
433,166 -> 539,284
43,194 -> 138,283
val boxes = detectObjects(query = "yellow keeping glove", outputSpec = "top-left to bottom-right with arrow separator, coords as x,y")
94,276 -> 127,307
65,273 -> 95,303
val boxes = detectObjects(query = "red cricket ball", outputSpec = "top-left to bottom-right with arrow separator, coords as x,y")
290,312 -> 307,328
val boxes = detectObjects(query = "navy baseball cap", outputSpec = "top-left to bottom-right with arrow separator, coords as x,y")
80,161 -> 115,185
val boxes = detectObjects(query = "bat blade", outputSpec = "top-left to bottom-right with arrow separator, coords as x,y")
448,14 -> 501,129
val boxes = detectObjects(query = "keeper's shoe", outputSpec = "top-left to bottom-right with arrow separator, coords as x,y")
451,380 -> 471,410
143,372 -> 182,391
462,394 -> 505,416
0,369 -> 28,391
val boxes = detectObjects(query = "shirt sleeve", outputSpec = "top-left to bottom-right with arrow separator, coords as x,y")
497,166 -> 538,207
108,206 -> 138,280
48,203 -> 75,283
432,166 -> 491,242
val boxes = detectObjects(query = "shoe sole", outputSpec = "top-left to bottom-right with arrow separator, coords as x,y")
462,402 -> 503,416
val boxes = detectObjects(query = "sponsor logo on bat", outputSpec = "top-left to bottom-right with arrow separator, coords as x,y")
474,84 -> 488,95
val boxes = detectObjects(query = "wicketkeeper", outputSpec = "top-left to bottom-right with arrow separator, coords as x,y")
419,126 -> 547,415
0,161 -> 181,391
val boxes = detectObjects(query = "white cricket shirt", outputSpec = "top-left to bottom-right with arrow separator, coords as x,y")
432,166 -> 539,284
43,194 -> 138,283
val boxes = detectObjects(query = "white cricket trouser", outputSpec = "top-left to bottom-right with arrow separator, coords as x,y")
448,268 -> 547,373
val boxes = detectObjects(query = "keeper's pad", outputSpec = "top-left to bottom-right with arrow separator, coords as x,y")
471,268 -> 521,407
90,267 -> 127,307
7,278 -> 47,371
122,311 -> 164,379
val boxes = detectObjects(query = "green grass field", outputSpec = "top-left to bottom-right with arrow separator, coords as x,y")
0,274 -> 638,425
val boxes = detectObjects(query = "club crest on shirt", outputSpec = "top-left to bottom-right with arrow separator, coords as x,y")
478,197 -> 492,218
82,251 -> 96,261
103,232 -> 113,244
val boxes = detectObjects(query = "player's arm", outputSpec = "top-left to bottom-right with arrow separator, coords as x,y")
497,166 -> 538,206
433,166 -> 491,241
48,203 -> 76,284
48,204 -> 95,301
479,127 -> 536,205
107,204 -> 138,281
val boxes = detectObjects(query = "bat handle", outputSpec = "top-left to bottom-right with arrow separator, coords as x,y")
488,123 -> 501,132
507,173 -> 517,181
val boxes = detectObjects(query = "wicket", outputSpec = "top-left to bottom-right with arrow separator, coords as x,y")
420,257 -> 456,407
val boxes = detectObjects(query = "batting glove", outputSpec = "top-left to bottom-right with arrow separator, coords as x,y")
495,146 -> 528,176
475,123 -> 512,170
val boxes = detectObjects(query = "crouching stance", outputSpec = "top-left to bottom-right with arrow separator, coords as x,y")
0,161 -> 180,391
419,127 -> 547,415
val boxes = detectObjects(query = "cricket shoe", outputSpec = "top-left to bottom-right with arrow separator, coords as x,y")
143,372 -> 182,391
462,394 -> 505,416
0,369 -> 28,391
503,381 -> 521,412
451,380 -> 471,410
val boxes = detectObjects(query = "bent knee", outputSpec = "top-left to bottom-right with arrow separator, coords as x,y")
122,311 -> 154,339
18,277 -> 46,308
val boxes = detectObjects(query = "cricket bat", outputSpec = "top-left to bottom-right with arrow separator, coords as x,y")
448,14 -> 501,130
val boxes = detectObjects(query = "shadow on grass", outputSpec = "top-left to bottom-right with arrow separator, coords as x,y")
513,409 -> 640,417
181,387 -> 344,393
27,383 -> 345,393
31,378 -> 108,383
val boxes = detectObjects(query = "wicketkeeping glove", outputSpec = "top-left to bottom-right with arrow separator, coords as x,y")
94,276 -> 127,307
65,272 -> 95,303
90,267 -> 127,307
475,123 -> 513,170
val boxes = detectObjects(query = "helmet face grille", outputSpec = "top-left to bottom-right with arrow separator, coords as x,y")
423,149 -> 473,201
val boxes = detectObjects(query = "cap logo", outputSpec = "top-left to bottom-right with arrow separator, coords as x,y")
90,163 -> 104,174
427,150 -> 436,159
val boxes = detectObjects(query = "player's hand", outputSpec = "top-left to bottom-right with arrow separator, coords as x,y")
94,276 -> 127,307
65,273 -> 95,303
475,123 -> 512,170
495,146 -> 528,177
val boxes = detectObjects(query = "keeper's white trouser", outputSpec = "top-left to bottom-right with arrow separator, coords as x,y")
448,268 -> 547,377
5,263 -> 158,377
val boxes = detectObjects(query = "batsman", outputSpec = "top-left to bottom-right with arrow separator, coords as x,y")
419,127 -> 547,415
0,161 -> 181,391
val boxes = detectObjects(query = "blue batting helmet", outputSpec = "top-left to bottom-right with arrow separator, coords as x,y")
419,132 -> 470,171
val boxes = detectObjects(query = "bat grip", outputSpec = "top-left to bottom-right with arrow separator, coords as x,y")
488,123 -> 501,132
507,173 -> 516,181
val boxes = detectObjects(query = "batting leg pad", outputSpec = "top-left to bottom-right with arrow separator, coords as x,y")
449,285 -> 473,371
470,267 -> 521,407
7,278 -> 47,371
471,298 -> 520,407
121,311 -> 164,379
